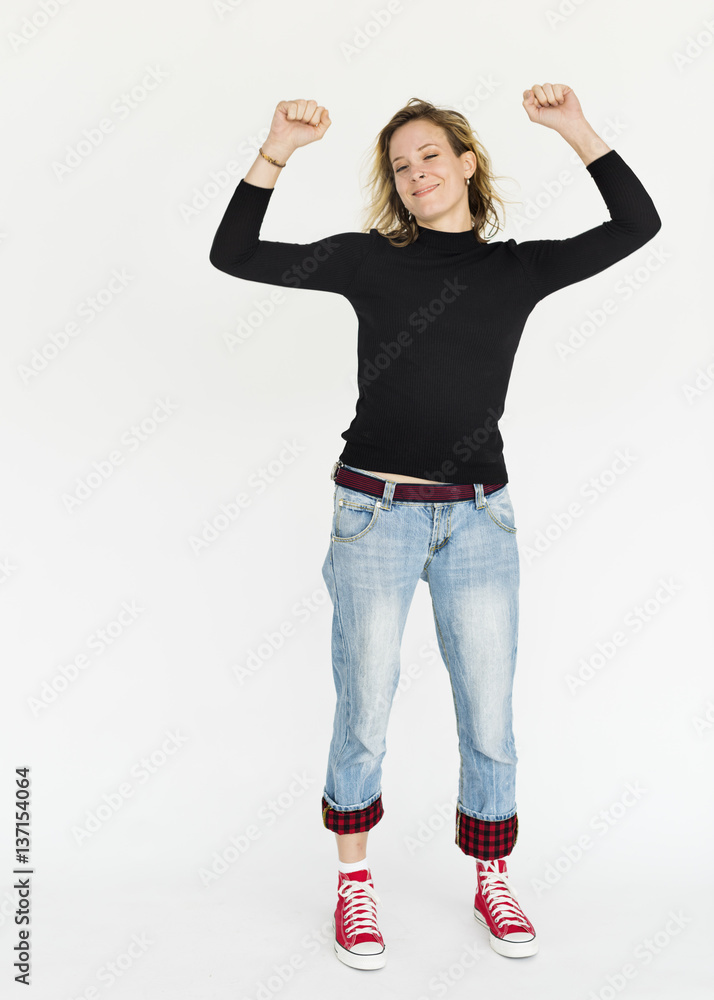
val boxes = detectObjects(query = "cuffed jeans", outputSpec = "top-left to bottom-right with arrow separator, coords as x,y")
321,464 -> 521,859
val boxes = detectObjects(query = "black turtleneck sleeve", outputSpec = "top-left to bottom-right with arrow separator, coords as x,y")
506,149 -> 662,301
209,179 -> 372,296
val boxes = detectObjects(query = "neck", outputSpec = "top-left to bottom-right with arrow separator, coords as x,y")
415,222 -> 487,250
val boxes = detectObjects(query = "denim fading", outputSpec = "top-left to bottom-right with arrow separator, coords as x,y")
321,464 -> 521,857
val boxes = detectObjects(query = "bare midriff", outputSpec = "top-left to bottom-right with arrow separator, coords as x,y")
365,470 -> 444,484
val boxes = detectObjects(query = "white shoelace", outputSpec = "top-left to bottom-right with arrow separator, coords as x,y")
479,865 -> 530,930
338,877 -> 382,937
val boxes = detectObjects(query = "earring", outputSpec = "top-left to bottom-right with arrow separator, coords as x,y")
466,177 -> 471,186
408,211 -> 412,220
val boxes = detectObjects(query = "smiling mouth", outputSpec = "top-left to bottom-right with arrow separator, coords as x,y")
413,184 -> 438,197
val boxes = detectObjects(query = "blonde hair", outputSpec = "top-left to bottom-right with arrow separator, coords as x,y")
359,96 -> 514,248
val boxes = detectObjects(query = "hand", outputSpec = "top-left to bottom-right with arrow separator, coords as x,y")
522,83 -> 585,132
265,99 -> 332,157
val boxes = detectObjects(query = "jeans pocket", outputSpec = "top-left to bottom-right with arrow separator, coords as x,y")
484,485 -> 517,533
332,488 -> 381,542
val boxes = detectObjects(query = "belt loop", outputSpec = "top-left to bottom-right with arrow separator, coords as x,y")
475,483 -> 485,509
380,479 -> 396,510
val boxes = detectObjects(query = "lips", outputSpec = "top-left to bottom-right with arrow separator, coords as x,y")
413,184 -> 438,197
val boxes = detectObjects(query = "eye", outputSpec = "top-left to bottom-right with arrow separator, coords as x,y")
395,153 -> 438,173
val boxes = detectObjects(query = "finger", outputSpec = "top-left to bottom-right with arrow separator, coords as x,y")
308,104 -> 323,127
303,99 -> 319,123
542,82 -> 557,105
531,84 -> 546,108
553,83 -> 565,103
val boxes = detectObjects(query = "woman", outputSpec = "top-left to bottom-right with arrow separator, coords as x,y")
209,87 -> 661,969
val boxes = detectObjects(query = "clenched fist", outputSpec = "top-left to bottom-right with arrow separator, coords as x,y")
522,83 -> 585,132
266,99 -> 332,157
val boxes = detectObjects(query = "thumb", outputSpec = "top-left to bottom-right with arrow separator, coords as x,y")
522,89 -> 538,119
315,106 -> 331,137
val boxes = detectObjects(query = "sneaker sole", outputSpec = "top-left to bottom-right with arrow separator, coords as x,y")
473,907 -> 538,958
331,915 -> 387,970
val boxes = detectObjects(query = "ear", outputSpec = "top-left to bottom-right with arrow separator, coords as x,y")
462,150 -> 477,179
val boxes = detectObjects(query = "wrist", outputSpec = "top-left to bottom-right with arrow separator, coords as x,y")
558,121 -> 611,165
260,140 -> 294,164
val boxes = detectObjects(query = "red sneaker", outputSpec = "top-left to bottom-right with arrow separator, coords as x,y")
331,868 -> 387,970
473,858 -> 538,958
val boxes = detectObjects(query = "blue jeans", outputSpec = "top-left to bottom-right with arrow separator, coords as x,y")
321,463 -> 521,858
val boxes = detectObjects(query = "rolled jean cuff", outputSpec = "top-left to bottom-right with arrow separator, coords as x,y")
322,794 -> 384,833
455,807 -> 518,859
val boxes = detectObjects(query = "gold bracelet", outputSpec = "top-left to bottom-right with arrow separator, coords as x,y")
259,146 -> 287,168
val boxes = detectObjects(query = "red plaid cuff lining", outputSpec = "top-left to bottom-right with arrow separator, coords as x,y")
322,794 -> 384,833
455,807 -> 518,859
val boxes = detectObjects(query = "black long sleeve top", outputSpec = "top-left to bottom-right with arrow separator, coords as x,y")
209,148 -> 661,483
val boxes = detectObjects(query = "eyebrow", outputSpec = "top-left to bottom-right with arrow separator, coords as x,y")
391,143 -> 440,165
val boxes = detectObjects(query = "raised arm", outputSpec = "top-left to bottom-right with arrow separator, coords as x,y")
508,83 -> 662,301
209,100 -> 371,296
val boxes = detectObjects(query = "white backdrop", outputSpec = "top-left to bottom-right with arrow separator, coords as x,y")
2,0 -> 713,997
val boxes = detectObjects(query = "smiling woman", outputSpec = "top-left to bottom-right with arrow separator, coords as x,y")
361,97 -> 512,248
390,132 -> 476,228
209,90 -> 661,969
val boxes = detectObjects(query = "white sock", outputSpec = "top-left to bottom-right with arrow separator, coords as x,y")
338,856 -> 370,874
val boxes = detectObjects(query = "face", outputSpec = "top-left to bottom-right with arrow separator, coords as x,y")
389,119 -> 475,228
